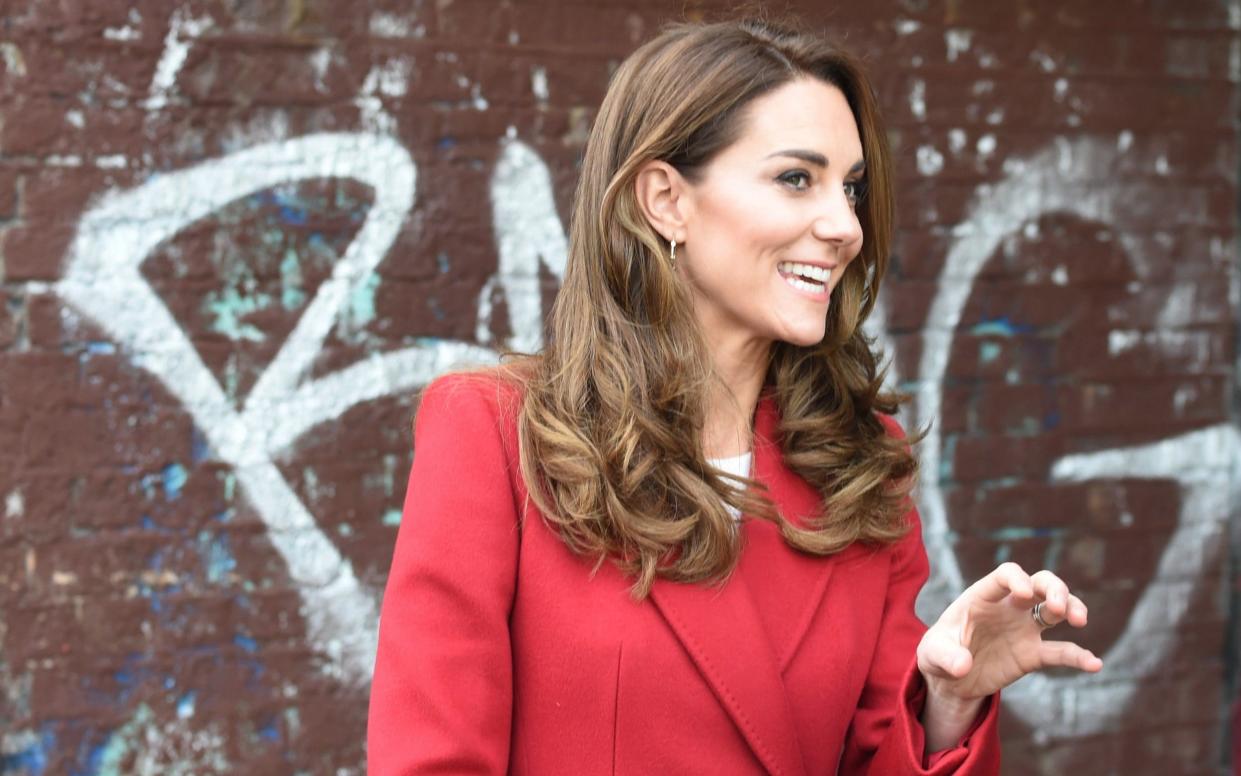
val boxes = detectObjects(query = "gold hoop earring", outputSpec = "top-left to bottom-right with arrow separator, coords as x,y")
669,238 -> 677,266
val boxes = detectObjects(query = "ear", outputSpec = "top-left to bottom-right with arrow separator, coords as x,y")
633,160 -> 691,244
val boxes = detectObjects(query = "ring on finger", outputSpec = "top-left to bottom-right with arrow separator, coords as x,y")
1032,602 -> 1053,629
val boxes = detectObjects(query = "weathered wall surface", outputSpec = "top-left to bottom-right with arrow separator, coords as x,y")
0,1 -> 1236,773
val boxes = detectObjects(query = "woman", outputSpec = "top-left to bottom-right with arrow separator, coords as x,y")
368,15 -> 1101,775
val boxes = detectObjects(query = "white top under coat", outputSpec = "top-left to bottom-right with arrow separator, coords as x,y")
708,451 -> 753,520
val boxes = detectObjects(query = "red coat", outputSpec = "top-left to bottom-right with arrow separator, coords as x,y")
368,373 -> 1000,775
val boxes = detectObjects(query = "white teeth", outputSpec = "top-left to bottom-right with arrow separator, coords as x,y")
784,275 -> 823,293
777,261 -> 832,284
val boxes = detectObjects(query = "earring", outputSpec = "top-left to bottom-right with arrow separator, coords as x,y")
669,238 -> 677,266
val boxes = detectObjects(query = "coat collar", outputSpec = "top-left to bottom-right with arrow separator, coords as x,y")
649,391 -> 838,776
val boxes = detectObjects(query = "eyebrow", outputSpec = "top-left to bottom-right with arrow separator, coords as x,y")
765,149 -> 866,174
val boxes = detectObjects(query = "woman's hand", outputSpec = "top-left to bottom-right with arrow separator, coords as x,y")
916,562 -> 1103,734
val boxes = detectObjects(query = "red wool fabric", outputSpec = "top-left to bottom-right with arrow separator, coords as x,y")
367,373 -> 1001,775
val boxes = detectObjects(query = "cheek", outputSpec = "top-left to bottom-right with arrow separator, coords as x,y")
701,187 -> 800,247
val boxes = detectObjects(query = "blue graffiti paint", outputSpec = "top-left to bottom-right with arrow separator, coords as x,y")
979,341 -> 1002,364
250,188 -> 310,226
1043,410 -> 1061,429
1,727 -> 55,774
161,462 -> 187,501
938,436 -> 957,481
176,691 -> 197,719
969,316 -> 1033,338
204,282 -> 273,343
111,654 -> 149,705
347,272 -> 380,327
84,740 -> 109,775
234,634 -> 258,653
280,248 -> 307,310
258,717 -> 280,742
437,136 -> 458,150
197,531 -> 236,584
382,508 -> 402,527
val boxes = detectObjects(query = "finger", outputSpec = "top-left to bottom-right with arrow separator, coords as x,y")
1031,594 -> 1089,630
1030,570 -> 1072,620
919,629 -> 974,679
972,562 -> 1034,604
1065,594 -> 1088,628
1038,640 -> 1103,673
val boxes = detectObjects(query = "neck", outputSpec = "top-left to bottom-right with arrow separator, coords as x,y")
701,329 -> 771,459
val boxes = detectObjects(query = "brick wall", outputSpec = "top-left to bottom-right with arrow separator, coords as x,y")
0,1 -> 1235,773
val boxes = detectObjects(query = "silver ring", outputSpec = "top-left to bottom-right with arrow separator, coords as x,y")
1031,602 -> 1052,629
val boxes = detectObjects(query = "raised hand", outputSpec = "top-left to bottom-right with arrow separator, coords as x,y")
917,562 -> 1103,704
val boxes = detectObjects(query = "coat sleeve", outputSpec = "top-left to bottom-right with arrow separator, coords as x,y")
838,419 -> 1002,775
367,374 -> 521,775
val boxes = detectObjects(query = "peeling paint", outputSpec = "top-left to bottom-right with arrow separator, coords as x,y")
909,78 -> 926,121
916,145 -> 944,176
161,462 -> 187,500
945,29 -> 973,62
948,128 -> 966,154
5,488 -> 23,519
531,65 -> 549,103
976,134 -> 996,157
96,703 -> 229,776
369,12 -> 424,38
197,530 -> 236,584
0,43 -> 26,77
203,269 -> 273,343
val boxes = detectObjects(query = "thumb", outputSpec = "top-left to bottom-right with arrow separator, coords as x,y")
919,629 -> 973,679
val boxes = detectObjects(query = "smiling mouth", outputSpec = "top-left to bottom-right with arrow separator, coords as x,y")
776,261 -> 832,293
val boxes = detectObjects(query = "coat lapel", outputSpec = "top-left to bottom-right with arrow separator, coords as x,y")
650,569 -> 808,776
745,394 -> 867,672
647,392 -> 828,776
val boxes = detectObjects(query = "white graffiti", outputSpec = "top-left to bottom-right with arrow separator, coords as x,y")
477,133 -> 569,352
903,136 -> 1238,737
57,133 -> 497,685
143,7 -> 210,113
58,124 -> 1232,739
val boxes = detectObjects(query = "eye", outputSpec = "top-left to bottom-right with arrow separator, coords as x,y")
778,170 -> 811,190
844,178 -> 868,208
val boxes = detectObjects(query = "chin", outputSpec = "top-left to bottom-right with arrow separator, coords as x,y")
777,326 -> 828,348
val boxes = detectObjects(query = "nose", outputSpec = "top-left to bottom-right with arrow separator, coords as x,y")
811,188 -> 863,247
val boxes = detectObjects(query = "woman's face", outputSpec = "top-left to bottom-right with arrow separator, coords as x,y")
677,77 -> 866,349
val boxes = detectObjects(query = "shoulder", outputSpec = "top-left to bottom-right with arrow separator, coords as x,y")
874,411 -> 908,441
415,366 -> 527,436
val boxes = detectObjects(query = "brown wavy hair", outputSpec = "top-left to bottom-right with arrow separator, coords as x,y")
515,12 -> 919,598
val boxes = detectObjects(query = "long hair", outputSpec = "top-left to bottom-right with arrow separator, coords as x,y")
515,13 -> 918,598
